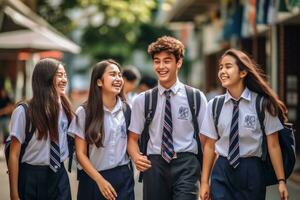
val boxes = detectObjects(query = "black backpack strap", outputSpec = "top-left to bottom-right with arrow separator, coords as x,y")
144,87 -> 158,124
138,87 -> 158,182
185,85 -> 202,163
140,87 -> 158,154
122,102 -> 131,132
122,101 -> 134,171
255,94 -> 267,161
212,95 -> 225,138
67,134 -> 74,172
18,103 -> 35,160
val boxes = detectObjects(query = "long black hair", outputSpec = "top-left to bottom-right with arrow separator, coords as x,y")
29,58 -> 73,141
220,49 -> 287,122
84,59 -> 125,147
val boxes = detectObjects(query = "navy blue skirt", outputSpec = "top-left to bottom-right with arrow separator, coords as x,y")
211,156 -> 266,200
19,162 -> 71,200
77,164 -> 134,200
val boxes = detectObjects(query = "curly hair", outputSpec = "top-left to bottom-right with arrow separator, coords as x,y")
147,36 -> 185,61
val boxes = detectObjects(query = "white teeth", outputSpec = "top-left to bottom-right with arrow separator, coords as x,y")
158,71 -> 168,75
220,76 -> 228,80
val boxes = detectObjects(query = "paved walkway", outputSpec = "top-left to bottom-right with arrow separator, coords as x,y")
1,146 -> 300,200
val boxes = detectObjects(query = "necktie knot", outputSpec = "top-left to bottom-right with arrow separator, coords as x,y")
164,90 -> 172,98
231,99 -> 240,106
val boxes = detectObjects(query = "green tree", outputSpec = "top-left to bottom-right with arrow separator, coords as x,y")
37,0 -> 172,63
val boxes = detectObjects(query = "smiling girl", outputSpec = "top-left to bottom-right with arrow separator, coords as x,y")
68,60 -> 134,200
200,49 -> 288,200
8,58 -> 73,200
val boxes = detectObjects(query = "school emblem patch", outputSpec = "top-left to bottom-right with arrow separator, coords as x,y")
243,114 -> 256,129
178,106 -> 189,120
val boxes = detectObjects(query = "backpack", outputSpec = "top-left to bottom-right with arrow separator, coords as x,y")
256,94 -> 296,186
5,103 -> 34,170
212,94 -> 296,186
5,103 -> 75,173
138,85 -> 202,182
77,102 -> 131,180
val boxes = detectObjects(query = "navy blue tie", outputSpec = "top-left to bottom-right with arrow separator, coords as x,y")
161,90 -> 176,162
228,99 -> 240,168
50,140 -> 61,172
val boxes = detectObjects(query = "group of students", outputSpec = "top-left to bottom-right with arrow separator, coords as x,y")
7,36 -> 289,200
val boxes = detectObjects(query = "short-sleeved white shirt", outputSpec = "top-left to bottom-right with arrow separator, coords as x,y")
9,105 -> 69,165
68,98 -> 129,171
200,88 -> 283,158
129,80 -> 207,155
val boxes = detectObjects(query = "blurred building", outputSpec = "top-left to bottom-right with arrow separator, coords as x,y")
157,0 -> 300,153
0,0 -> 81,101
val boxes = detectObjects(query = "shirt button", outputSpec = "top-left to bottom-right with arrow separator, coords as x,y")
55,165 -> 58,169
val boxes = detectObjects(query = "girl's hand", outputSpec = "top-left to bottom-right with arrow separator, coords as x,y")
134,154 -> 151,172
200,182 -> 210,200
97,178 -> 117,200
278,181 -> 288,200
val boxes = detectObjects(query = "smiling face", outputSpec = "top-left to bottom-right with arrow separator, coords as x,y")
218,55 -> 247,90
153,51 -> 182,89
54,64 -> 68,96
98,64 -> 123,96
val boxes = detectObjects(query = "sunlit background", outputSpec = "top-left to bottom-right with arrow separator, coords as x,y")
1,0 -> 300,199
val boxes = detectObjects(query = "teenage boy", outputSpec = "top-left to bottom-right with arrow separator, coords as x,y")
127,36 -> 207,200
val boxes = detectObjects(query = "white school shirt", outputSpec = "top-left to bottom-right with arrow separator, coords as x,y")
129,80 -> 207,155
68,98 -> 129,171
9,105 -> 69,165
200,87 -> 284,158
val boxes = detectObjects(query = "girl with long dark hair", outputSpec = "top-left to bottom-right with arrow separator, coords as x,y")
68,60 -> 134,200
200,49 -> 288,200
8,58 -> 73,200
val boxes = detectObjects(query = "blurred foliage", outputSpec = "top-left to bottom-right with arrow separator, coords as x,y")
37,0 -> 173,63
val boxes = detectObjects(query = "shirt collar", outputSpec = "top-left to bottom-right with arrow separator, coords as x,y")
224,87 -> 251,103
158,79 -> 183,96
103,97 -> 123,114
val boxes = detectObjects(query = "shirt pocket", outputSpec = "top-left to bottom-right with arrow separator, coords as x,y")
242,113 -> 258,132
176,105 -> 190,121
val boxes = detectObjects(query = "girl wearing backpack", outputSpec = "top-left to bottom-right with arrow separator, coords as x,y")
8,58 -> 73,200
200,49 -> 288,200
68,60 -> 134,200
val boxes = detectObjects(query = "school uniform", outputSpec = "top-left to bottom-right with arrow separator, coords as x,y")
68,98 -> 134,200
9,105 -> 71,200
200,87 -> 283,200
129,80 -> 207,200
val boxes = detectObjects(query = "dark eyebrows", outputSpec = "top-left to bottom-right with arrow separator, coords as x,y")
220,62 -> 233,66
108,70 -> 121,74
153,57 -> 172,60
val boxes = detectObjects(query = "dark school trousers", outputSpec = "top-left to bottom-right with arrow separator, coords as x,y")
19,162 -> 71,200
211,156 -> 266,200
77,164 -> 135,200
143,152 -> 201,200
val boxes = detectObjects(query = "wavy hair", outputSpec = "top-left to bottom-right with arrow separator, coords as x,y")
220,48 -> 287,122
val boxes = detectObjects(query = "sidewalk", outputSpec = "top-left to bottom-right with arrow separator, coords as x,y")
1,145 -> 300,199
289,156 -> 300,184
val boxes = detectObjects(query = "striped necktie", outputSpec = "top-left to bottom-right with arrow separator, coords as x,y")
50,140 -> 61,172
228,99 -> 240,168
161,90 -> 176,163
